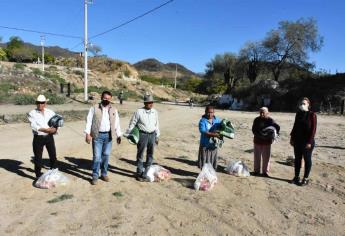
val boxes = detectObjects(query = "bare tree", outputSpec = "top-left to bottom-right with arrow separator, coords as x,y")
262,18 -> 323,81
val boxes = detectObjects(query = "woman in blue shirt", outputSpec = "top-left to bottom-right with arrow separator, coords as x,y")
198,105 -> 221,170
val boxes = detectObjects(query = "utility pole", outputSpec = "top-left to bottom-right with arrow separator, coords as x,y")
84,0 -> 92,102
174,63 -> 177,89
40,35 -> 45,72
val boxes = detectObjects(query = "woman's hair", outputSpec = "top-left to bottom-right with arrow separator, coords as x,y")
299,97 -> 311,109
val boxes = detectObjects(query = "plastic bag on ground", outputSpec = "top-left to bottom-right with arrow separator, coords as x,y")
35,168 -> 69,189
194,163 -> 218,191
146,165 -> 171,182
225,161 -> 250,177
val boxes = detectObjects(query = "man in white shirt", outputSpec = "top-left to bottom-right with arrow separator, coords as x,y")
27,95 -> 58,179
127,94 -> 160,181
85,91 -> 122,185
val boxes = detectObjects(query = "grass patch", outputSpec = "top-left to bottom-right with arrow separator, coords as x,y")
112,191 -> 124,198
47,194 -> 73,203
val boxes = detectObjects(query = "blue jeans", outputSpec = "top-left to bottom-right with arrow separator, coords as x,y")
92,132 -> 112,179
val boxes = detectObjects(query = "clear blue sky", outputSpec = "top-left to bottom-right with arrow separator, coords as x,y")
0,0 -> 344,73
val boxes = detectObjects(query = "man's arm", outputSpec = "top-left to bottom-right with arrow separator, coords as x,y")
127,110 -> 139,133
84,107 -> 94,144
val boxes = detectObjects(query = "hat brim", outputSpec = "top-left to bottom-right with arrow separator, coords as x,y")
36,99 -> 49,102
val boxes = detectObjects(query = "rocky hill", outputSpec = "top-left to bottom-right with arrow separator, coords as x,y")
0,59 -> 203,105
133,58 -> 201,79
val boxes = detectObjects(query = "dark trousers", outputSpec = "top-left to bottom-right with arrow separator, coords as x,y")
136,132 -> 155,176
294,141 -> 314,179
32,135 -> 57,177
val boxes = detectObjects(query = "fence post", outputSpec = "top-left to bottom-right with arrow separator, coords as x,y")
67,83 -> 71,97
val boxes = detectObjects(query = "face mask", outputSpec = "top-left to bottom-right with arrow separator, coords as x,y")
299,104 -> 308,111
101,100 -> 110,106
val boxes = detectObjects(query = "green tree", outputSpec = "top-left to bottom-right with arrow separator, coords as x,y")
10,47 -> 35,62
0,47 -> 7,60
262,18 -> 323,81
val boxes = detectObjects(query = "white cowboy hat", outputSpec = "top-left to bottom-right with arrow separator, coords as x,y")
36,94 -> 49,102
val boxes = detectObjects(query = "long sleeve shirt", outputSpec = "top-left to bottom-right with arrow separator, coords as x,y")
127,108 -> 160,137
199,115 -> 221,147
84,106 -> 122,137
27,108 -> 55,135
290,110 -> 317,145
252,116 -> 280,145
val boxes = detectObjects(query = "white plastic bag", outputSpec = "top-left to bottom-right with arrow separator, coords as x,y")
146,165 -> 171,182
194,163 -> 218,191
35,168 -> 69,189
225,161 -> 250,177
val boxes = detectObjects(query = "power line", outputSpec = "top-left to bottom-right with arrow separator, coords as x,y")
0,25 -> 82,39
90,0 -> 174,40
70,0 -> 174,51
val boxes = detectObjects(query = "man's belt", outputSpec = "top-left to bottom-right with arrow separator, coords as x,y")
139,130 -> 155,134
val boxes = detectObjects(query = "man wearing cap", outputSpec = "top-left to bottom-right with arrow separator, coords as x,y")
85,91 -> 122,185
251,107 -> 280,177
27,94 -> 58,179
127,93 -> 160,181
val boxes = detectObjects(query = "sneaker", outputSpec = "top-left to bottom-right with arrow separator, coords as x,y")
290,176 -> 300,185
300,178 -> 309,186
251,172 -> 260,176
100,175 -> 110,182
91,177 -> 98,185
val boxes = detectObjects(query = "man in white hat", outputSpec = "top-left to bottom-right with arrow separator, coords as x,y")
27,94 -> 58,179
126,93 -> 160,181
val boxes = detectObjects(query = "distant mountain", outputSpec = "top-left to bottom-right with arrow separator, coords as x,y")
133,58 -> 200,79
0,42 -> 78,58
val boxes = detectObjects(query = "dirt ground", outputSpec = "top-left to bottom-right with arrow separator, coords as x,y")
0,102 -> 344,236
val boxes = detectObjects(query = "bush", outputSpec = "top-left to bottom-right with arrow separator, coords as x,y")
44,93 -> 66,104
14,63 -> 26,70
31,67 -> 43,76
73,70 -> 84,77
14,94 -> 36,105
48,65 -> 58,71
43,72 -> 66,84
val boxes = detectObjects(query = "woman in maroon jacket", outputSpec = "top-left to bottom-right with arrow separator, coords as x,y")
290,97 -> 317,186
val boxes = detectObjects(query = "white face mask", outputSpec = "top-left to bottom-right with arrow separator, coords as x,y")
299,104 -> 309,111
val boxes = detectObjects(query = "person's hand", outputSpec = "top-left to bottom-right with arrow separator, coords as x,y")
85,134 -> 92,144
306,143 -> 312,149
155,138 -> 159,145
117,137 -> 121,144
48,127 -> 57,134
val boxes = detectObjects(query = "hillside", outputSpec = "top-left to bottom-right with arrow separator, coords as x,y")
133,58 -> 201,79
0,59 -> 204,105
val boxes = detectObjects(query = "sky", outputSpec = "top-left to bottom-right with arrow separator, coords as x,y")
0,0 -> 344,73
